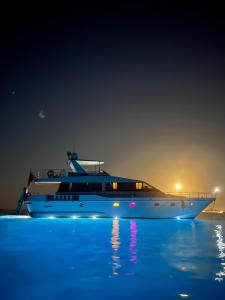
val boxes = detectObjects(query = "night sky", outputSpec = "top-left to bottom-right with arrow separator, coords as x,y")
1,2 -> 225,209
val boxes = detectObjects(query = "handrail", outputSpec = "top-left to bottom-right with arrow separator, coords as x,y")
166,192 -> 215,198
33,169 -> 105,178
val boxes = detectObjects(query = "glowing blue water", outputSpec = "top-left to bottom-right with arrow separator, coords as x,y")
0,217 -> 225,300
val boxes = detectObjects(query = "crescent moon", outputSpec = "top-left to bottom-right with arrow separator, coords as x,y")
38,110 -> 46,119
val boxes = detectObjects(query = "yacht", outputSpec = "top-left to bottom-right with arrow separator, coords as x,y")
17,152 -> 215,218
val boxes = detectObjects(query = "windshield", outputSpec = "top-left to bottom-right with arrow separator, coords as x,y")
143,182 -> 163,193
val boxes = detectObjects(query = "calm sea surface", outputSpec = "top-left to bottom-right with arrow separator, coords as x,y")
0,217 -> 225,300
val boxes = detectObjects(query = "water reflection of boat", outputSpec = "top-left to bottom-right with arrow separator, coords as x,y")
17,152 -> 215,218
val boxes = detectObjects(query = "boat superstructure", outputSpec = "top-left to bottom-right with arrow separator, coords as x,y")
19,152 -> 215,219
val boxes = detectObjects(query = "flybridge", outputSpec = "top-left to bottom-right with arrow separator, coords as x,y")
32,152 -> 107,178
67,152 -> 104,174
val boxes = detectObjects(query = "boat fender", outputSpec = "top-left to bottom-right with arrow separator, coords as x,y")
47,169 -> 54,178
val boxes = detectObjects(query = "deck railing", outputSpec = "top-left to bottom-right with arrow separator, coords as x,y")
33,169 -> 104,178
166,192 -> 215,199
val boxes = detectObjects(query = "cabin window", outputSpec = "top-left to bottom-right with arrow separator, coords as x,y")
106,182 -> 118,191
170,203 -> 176,207
71,183 -> 102,192
57,182 -> 70,193
112,182 -> 118,190
136,182 -> 143,190
143,183 -> 153,190
154,203 -> 160,207
118,182 -> 136,191
106,182 -> 138,191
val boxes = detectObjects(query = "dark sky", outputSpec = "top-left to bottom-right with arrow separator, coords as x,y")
1,2 -> 225,209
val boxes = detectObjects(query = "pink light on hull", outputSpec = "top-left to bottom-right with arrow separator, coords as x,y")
129,202 -> 136,207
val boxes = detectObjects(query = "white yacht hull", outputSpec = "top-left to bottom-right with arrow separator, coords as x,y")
25,195 -> 214,219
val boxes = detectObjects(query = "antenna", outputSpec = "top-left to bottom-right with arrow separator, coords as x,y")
72,144 -> 77,154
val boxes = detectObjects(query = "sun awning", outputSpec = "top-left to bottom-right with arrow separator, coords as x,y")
76,160 -> 104,166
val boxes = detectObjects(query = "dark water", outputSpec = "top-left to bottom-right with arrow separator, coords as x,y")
0,217 -> 225,300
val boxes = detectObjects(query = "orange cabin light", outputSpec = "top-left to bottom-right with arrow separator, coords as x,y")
136,182 -> 142,190
113,202 -> 120,207
112,182 -> 118,190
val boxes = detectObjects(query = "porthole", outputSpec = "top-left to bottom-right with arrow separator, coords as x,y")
154,203 -> 160,207
170,203 -> 176,207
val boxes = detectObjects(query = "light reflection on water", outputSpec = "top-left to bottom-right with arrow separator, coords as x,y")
110,219 -> 138,277
129,220 -> 137,264
214,224 -> 225,282
110,218 -> 121,277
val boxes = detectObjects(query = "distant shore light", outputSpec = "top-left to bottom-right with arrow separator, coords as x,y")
214,187 -> 220,193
